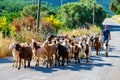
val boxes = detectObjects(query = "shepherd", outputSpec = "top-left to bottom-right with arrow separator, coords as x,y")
102,25 -> 111,57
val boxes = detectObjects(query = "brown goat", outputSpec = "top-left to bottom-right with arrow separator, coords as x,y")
44,40 -> 58,66
93,37 -> 101,56
31,40 -> 50,67
15,43 -> 33,70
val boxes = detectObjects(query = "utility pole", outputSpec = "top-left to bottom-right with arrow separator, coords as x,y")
36,0 -> 41,32
93,1 -> 95,26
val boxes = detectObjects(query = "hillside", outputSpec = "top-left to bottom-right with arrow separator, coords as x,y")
43,0 -> 114,15
0,0 -> 114,15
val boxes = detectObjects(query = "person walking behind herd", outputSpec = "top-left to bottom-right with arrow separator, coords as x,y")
102,25 -> 111,57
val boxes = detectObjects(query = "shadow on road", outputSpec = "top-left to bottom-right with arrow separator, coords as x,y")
109,47 -> 116,52
29,66 -> 58,73
100,51 -> 120,59
106,55 -> 120,58
99,45 -> 116,52
0,57 -> 13,63
29,55 -> 113,73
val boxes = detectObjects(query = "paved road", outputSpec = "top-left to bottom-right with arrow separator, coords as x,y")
0,31 -> 120,80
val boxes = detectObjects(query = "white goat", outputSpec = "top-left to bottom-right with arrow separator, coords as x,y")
9,42 -> 18,67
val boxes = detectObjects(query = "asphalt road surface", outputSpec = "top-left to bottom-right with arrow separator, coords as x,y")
0,31 -> 120,80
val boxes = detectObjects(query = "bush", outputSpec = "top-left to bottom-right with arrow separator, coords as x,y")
58,25 -> 101,37
0,32 -> 15,58
42,15 -> 63,32
14,30 -> 46,43
0,16 -> 15,37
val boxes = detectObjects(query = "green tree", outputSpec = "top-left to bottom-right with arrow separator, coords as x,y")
21,5 -> 38,18
110,0 -> 120,13
21,5 -> 56,18
0,16 -> 15,37
58,0 -> 106,29
4,12 -> 20,22
116,9 -> 120,14
0,0 -> 26,16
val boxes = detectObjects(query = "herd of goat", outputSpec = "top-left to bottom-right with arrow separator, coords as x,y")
9,34 -> 109,70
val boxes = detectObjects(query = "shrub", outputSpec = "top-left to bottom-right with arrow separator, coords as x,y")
40,20 -> 55,35
90,25 -> 101,35
58,25 -> 101,37
0,16 -> 17,38
42,15 -> 63,32
0,32 -> 15,58
14,30 -> 46,43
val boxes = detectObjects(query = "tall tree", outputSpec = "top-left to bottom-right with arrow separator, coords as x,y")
58,0 -> 106,29
21,5 -> 56,18
110,0 -> 120,13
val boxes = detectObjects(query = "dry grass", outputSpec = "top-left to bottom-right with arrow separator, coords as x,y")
58,25 -> 101,37
15,30 -> 46,43
0,33 -> 15,58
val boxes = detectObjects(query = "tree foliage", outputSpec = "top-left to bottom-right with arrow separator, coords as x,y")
43,0 -> 113,15
21,5 -> 38,18
4,12 -> 20,22
0,16 -> 15,37
110,0 -> 120,14
58,0 -> 106,29
21,5 -> 56,18
0,0 -> 26,16
42,15 -> 63,32
116,9 -> 120,14
0,0 -> 26,23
